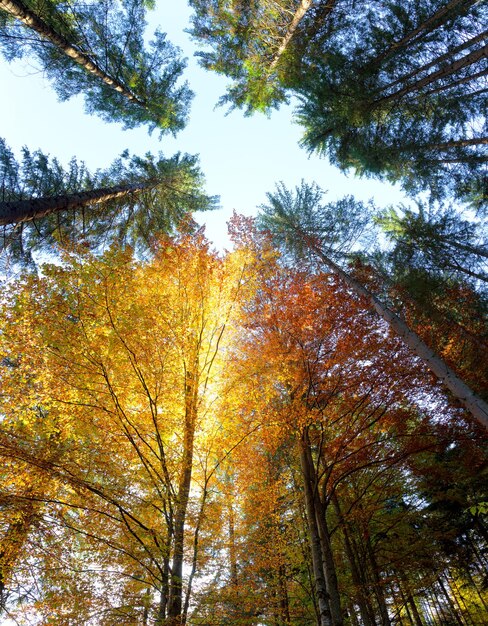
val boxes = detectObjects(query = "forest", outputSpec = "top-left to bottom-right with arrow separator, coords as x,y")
0,1 -> 487,625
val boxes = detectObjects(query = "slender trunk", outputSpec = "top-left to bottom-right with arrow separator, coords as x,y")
278,563 -> 291,624
299,431 -> 333,626
316,505 -> 344,626
0,0 -> 145,106
182,486 -> 208,624
373,44 -> 488,107
365,536 -> 391,626
373,0 -> 477,65
298,232 -> 488,429
423,137 -> 488,151
422,67 -> 488,97
437,577 -> 464,626
0,179 -> 158,226
397,583 -> 415,626
447,575 -> 476,626
462,563 -> 488,612
397,575 -> 423,626
268,0 -> 313,70
167,367 -> 198,623
332,494 -> 376,626
228,502 -> 238,587
155,552 -> 170,625
379,30 -> 488,92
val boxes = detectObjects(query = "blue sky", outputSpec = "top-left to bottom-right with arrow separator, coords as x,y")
0,1 -> 408,249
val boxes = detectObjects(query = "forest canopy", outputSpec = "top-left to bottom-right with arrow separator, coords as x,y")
0,1 -> 487,625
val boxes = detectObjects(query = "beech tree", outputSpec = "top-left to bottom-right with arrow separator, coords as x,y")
0,0 -> 192,132
1,224 -> 486,623
0,236 -> 259,623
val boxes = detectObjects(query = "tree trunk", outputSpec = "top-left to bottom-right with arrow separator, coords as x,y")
299,431 -> 333,626
0,0 -> 145,107
365,536 -> 391,626
167,367 -> 198,623
0,179 -> 158,226
422,137 -> 488,151
373,0 -> 477,65
268,0 -> 313,70
298,233 -> 488,429
228,502 -> 238,587
374,43 -> 488,107
316,501 -> 344,626
332,494 -> 376,626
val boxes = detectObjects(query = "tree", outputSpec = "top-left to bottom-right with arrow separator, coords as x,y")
257,181 -> 488,429
375,202 -> 488,285
189,0 -> 487,203
0,236 -> 258,623
0,138 -> 217,265
0,0 -> 192,132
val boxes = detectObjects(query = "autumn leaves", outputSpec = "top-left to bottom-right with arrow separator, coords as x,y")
2,226 -> 484,623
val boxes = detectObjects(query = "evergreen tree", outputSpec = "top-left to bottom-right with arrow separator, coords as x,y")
0,0 -> 192,133
257,180 -> 488,429
376,202 -> 488,286
0,138 -> 217,265
189,0 -> 487,203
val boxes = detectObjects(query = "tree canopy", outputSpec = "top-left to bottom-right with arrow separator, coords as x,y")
0,0 -> 192,132
0,1 -> 486,624
189,0 -> 487,205
0,138 -> 217,266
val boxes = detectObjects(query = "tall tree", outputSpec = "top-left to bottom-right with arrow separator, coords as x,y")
257,181 -> 488,429
0,138 -> 217,265
0,236 -> 258,623
189,0 -> 487,203
0,0 -> 192,132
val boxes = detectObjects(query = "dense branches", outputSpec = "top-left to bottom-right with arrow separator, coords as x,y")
0,0 -> 192,132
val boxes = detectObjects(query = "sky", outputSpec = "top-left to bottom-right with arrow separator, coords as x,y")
0,1 -> 409,250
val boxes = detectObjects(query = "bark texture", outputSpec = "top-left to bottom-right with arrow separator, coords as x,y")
0,0 -> 145,106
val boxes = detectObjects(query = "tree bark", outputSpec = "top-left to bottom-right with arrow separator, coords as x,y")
268,0 -> 313,70
374,43 -> 488,107
365,536 -> 391,626
298,233 -> 488,429
167,366 -> 199,623
422,137 -> 488,151
0,0 -> 145,107
373,0 -> 477,65
332,494 -> 376,626
0,179 -> 158,226
299,431 -> 333,626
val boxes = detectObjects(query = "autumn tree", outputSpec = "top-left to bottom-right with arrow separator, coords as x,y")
0,0 -> 191,132
223,224 -> 487,625
0,235 -> 258,624
258,181 -> 488,429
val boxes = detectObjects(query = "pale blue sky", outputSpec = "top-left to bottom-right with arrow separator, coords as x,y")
0,1 -> 408,249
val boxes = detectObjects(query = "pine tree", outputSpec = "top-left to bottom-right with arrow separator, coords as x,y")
0,0 -> 192,132
189,0 -> 487,203
0,138 -> 217,265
